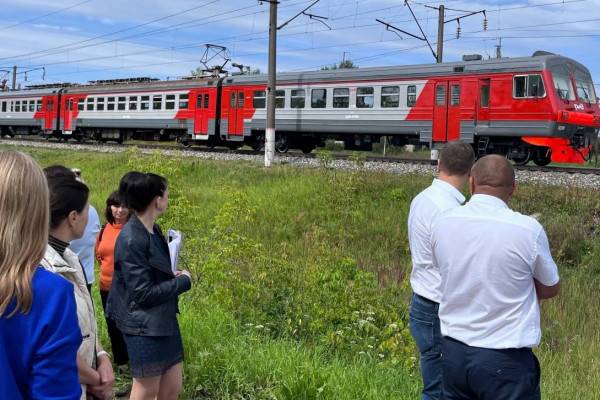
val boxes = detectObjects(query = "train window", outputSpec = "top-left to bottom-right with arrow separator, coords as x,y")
205,94 -> 210,108
97,97 -> 105,111
152,95 -> 162,110
107,97 -> 115,111
165,94 -> 176,110
514,76 -> 526,97
118,97 -> 126,111
333,88 -> 350,108
356,87 -> 374,108
129,96 -> 139,110
513,75 -> 546,98
435,85 -> 446,106
15,101 -> 21,112
179,94 -> 189,109
311,89 -> 327,108
86,98 -> 94,111
574,70 -> 597,104
381,86 -> 400,108
436,85 -> 446,106
1,101 -> 5,112
551,66 -> 575,101
77,99 -> 84,111
67,99 -> 73,111
29,100 -> 35,112
450,85 -> 460,106
36,100 -> 42,111
229,92 -> 236,108
291,89 -> 305,108
9,101 -> 13,112
275,90 -> 285,108
140,96 -> 150,110
47,100 -> 54,112
407,85 -> 417,107
480,85 -> 490,107
236,93 -> 243,108
528,75 -> 545,97
253,91 -> 266,108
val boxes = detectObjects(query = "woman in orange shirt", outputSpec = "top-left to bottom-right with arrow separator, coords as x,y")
96,191 -> 130,371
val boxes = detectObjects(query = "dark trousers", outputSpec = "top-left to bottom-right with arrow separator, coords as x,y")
442,336 -> 541,400
409,293 -> 443,400
100,290 -> 129,366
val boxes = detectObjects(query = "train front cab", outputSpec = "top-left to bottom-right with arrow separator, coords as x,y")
521,61 -> 600,164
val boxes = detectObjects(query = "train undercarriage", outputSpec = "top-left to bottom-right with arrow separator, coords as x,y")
1,123 -> 596,167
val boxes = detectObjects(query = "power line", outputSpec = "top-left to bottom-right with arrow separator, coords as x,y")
10,0 -> 596,81
0,0 -> 93,32
0,0 -> 312,65
23,10 -> 600,72
0,0 -> 222,63
2,0 -> 586,68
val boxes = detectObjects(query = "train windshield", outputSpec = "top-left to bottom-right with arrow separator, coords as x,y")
551,65 -> 575,101
574,69 -> 597,104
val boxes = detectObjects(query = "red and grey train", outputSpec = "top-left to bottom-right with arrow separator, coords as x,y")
0,51 -> 598,165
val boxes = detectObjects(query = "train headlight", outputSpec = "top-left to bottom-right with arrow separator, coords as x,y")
557,125 -> 566,131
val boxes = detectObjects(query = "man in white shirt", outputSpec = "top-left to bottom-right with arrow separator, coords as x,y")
431,155 -> 560,399
69,169 -> 101,292
408,141 -> 475,400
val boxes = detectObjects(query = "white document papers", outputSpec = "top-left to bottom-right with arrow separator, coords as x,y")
167,229 -> 183,273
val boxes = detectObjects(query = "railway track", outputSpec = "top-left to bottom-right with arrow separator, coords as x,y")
3,135 -> 600,176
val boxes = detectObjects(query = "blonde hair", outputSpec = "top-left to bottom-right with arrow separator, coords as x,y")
0,151 -> 49,317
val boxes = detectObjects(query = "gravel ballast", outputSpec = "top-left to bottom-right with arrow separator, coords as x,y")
2,139 -> 599,189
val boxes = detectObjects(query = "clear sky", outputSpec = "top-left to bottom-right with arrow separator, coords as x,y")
0,0 -> 598,88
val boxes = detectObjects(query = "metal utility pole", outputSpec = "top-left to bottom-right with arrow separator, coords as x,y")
265,0 -> 278,167
0,65 -> 46,91
263,0 -> 321,167
495,37 -> 502,59
436,5 -> 445,63
12,66 -> 17,90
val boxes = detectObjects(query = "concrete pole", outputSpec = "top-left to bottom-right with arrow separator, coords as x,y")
12,65 -> 17,91
265,1 -> 277,167
436,5 -> 444,63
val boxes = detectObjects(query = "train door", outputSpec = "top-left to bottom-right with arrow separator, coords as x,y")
194,91 -> 207,134
63,97 -> 75,132
447,81 -> 461,141
433,81 -> 461,142
477,78 -> 490,127
227,89 -> 245,136
41,96 -> 57,131
432,82 -> 448,142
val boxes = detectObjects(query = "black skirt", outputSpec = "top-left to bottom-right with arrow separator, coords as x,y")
123,325 -> 184,378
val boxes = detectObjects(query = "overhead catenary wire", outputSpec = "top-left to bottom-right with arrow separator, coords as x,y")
8,0 -> 596,84
0,0 -> 311,64
1,0 -> 587,69
0,0 -> 94,33
0,0 -> 224,63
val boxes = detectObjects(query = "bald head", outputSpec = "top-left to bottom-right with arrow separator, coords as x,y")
470,155 -> 515,200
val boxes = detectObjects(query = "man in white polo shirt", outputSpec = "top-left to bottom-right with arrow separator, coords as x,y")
408,141 -> 475,400
431,155 -> 560,399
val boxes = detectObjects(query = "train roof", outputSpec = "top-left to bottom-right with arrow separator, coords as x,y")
223,53 -> 592,86
62,77 -> 217,94
0,87 -> 61,98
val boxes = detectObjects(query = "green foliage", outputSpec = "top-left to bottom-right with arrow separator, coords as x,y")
8,144 -> 600,399
321,60 -> 358,70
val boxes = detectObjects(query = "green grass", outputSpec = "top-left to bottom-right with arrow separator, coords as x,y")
3,142 -> 600,399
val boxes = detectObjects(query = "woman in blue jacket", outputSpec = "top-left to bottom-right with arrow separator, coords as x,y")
107,172 -> 192,400
0,150 -> 81,400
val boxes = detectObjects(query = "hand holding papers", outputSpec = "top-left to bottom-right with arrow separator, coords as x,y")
167,229 -> 182,273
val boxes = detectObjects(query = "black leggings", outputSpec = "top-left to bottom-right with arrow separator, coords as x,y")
100,290 -> 129,366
